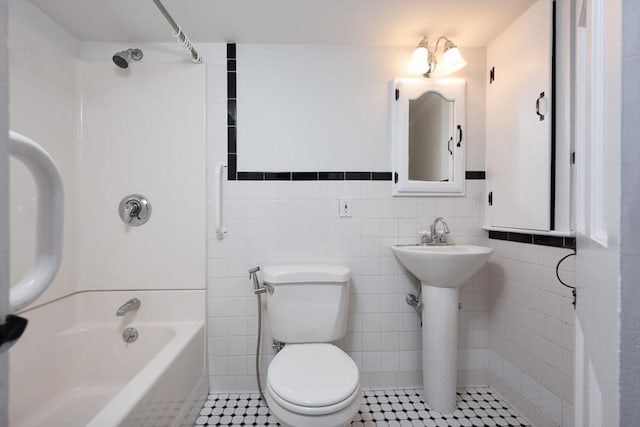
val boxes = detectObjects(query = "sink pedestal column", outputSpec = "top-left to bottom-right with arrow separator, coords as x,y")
421,282 -> 459,413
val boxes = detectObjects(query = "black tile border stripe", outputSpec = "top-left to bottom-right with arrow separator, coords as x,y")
265,172 -> 292,181
233,171 -> 399,181
292,172 -> 319,181
226,43 -> 236,59
237,171 -> 264,180
225,43 -> 487,183
372,172 -> 393,181
319,171 -> 345,180
346,171 -> 372,180
465,170 -> 486,180
488,230 -> 576,250
227,44 -> 237,180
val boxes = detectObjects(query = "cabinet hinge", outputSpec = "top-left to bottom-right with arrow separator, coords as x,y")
489,67 -> 495,84
395,88 -> 399,101
394,172 -> 398,183
488,191 -> 493,206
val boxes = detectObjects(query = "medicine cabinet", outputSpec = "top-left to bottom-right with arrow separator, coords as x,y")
391,78 -> 466,196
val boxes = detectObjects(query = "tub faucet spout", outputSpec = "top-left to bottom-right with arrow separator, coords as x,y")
116,298 -> 141,316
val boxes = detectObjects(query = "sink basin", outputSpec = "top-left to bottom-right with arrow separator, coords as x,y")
391,244 -> 493,288
391,243 -> 493,413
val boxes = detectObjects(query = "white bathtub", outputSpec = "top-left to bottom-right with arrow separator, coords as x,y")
9,290 -> 207,427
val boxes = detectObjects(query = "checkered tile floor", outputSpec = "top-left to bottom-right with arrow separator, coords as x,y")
194,387 -> 531,426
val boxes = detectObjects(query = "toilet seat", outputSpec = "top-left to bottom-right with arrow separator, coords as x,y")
267,343 -> 360,415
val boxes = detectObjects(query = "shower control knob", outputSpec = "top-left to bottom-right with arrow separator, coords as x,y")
119,194 -> 151,226
125,200 -> 141,222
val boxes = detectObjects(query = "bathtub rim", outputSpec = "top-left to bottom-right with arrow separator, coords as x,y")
85,320 -> 205,427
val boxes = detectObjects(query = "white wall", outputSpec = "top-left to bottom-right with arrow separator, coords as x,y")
619,0 -> 640,424
486,241 -> 575,427
8,18 -> 78,307
573,0 -> 621,426
0,0 -> 10,422
236,45 -> 486,172
206,43 -> 490,391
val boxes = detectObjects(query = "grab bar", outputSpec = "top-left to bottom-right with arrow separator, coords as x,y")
8,131 -> 64,312
214,161 -> 227,239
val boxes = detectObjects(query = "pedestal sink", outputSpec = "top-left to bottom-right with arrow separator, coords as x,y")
391,244 -> 493,413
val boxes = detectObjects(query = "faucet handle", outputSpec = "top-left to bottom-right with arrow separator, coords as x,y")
124,200 -> 141,222
419,230 -> 432,244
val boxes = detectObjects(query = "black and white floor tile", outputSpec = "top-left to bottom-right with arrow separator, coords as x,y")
194,387 -> 531,426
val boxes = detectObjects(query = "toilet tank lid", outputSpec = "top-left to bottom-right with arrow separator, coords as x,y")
262,264 -> 351,284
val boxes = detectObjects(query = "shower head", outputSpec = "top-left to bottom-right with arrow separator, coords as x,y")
112,48 -> 144,69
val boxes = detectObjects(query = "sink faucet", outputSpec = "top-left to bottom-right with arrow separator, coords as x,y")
430,217 -> 450,244
420,217 -> 450,245
116,298 -> 141,316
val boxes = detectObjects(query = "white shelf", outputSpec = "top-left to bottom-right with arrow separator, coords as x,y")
483,225 -> 575,238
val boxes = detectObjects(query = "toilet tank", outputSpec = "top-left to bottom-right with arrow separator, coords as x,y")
262,264 -> 351,343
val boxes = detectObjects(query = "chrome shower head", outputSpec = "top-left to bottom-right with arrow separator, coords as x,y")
112,48 -> 144,69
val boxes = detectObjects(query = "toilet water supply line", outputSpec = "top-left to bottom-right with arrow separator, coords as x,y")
249,266 -> 267,402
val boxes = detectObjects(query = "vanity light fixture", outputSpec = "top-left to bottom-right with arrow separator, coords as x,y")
408,36 -> 467,78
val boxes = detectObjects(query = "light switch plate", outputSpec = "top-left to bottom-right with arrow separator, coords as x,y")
339,197 -> 352,217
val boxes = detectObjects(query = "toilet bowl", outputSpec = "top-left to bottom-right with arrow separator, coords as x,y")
261,265 -> 361,427
265,344 -> 361,427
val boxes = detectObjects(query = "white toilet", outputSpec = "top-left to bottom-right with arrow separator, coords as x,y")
261,264 -> 361,427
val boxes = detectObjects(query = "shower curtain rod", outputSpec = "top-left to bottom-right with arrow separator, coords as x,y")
151,0 -> 202,63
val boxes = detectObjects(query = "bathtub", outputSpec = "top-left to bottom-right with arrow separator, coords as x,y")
9,290 -> 207,427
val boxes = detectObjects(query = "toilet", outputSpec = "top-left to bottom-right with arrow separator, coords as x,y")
261,264 -> 361,427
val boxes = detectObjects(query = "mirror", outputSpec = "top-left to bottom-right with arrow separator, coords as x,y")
409,91 -> 454,182
391,78 -> 466,196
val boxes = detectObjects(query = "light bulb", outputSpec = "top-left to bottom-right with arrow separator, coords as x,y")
438,47 -> 467,75
407,46 -> 430,75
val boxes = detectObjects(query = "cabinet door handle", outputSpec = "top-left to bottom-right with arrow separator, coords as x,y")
456,125 -> 463,147
447,137 -> 453,155
536,92 -> 545,121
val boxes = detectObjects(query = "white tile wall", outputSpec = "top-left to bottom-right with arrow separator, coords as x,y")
9,16 -> 208,307
75,62 -> 206,293
486,239 -> 575,427
206,178 -> 490,392
8,18 -> 78,307
205,48 -> 490,392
